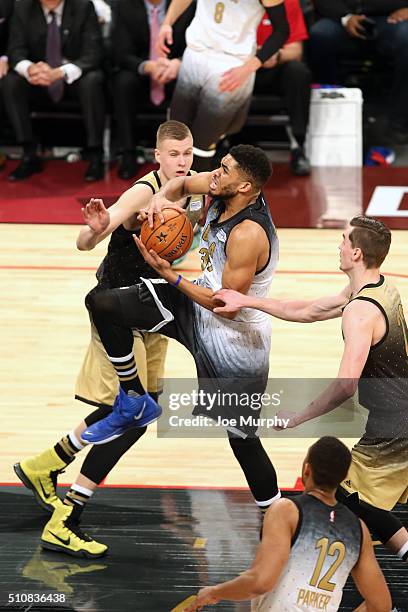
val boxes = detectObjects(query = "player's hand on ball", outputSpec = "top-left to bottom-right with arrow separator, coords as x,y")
137,208 -> 148,223
273,410 -> 298,431
146,194 -> 186,227
133,235 -> 171,275
183,587 -> 219,611
82,198 -> 110,234
213,289 -> 249,313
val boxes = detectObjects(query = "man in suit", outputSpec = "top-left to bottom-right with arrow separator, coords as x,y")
2,0 -> 106,181
0,0 -> 14,170
111,0 -> 194,179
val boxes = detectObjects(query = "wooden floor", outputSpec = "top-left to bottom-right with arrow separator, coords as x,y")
1,224 -> 408,489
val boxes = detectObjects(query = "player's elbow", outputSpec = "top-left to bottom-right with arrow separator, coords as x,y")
338,377 -> 358,398
250,576 -> 276,597
76,240 -> 91,251
299,307 -> 318,323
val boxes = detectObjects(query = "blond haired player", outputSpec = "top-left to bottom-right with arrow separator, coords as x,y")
14,120 -> 204,558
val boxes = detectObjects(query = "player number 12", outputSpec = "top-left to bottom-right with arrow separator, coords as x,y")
309,537 -> 346,592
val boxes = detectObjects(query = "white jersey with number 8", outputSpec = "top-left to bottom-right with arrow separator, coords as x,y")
186,0 -> 264,62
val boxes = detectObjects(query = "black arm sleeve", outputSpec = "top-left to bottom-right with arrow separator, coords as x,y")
255,2 -> 290,64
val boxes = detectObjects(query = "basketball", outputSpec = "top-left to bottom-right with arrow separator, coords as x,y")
140,208 -> 194,262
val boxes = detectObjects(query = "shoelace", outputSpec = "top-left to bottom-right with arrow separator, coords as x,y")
65,518 -> 92,543
50,469 -> 64,490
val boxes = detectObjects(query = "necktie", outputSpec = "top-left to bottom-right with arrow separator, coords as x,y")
46,11 -> 64,103
149,7 -> 165,106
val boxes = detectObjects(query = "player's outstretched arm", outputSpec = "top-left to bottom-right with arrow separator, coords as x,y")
276,301 -> 376,429
76,184 -> 155,251
145,172 -> 213,227
214,284 -> 351,321
351,521 -> 392,612
184,499 -> 296,611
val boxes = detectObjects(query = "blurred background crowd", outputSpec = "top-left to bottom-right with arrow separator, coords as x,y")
0,0 -> 407,183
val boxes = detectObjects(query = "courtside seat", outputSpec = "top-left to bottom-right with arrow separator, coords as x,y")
247,94 -> 290,128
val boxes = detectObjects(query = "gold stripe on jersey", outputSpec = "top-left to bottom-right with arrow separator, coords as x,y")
134,170 -> 162,194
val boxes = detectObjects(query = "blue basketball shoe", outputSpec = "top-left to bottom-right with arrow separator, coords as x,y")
81,388 -> 162,444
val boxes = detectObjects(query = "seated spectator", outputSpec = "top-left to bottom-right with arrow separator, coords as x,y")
255,1 -> 311,175
2,0 -> 106,182
112,0 -> 194,180
160,0 -> 290,172
309,0 -> 408,143
0,0 -> 13,170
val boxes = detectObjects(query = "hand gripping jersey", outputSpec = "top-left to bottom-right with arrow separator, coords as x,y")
252,495 -> 362,612
186,0 -> 265,62
193,193 -> 278,380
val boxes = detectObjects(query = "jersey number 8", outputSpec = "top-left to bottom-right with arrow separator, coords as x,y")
214,2 -> 225,23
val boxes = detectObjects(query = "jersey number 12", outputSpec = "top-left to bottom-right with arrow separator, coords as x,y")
309,537 -> 346,592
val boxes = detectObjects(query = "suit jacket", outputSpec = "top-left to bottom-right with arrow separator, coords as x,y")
0,0 -> 14,56
314,0 -> 408,21
112,0 -> 195,72
8,0 -> 103,73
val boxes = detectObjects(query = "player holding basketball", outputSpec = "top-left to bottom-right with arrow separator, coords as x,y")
215,216 -> 408,565
80,144 -> 282,542
184,437 -> 391,612
14,121 -> 204,558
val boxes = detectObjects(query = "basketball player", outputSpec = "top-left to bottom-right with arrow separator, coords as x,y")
184,437 -> 391,612
158,0 -> 289,170
79,145 -> 282,549
14,121 -> 204,558
214,216 -> 408,564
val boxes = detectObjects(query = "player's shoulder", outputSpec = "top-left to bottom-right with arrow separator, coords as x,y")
263,498 -> 300,535
265,497 -> 299,520
230,218 -> 268,240
343,295 -> 383,320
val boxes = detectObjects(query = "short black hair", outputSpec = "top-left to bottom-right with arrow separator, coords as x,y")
229,144 -> 272,190
307,437 -> 351,490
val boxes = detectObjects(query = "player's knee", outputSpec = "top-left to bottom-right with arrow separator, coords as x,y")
228,434 -> 259,453
85,289 -> 117,319
337,486 -> 403,543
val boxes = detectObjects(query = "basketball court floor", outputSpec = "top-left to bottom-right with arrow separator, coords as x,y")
0,161 -> 407,610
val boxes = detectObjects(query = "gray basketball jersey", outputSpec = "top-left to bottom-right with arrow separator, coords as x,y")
193,194 -> 278,379
252,495 -> 362,612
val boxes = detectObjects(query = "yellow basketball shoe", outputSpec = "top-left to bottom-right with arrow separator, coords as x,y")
41,504 -> 108,558
14,448 -> 71,513
22,546 -> 107,595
